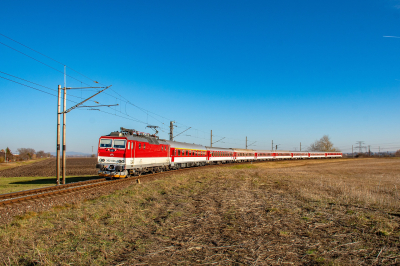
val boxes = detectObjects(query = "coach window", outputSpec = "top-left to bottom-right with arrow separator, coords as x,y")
186,150 -> 188,156
143,143 -> 146,150
139,143 -> 141,149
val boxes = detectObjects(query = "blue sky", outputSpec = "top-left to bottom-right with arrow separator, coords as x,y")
0,0 -> 399,154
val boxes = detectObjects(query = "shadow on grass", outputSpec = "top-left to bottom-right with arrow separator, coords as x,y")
10,176 -> 101,185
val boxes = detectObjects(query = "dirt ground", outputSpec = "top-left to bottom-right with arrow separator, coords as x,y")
0,158 -> 399,265
0,157 -> 97,177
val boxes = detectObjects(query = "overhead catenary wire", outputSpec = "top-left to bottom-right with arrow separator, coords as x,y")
0,33 -> 182,134
0,41 -> 92,87
0,33 -> 176,126
0,75 -> 149,125
3,33 -> 385,150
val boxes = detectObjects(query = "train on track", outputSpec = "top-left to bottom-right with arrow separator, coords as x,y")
96,127 -> 342,179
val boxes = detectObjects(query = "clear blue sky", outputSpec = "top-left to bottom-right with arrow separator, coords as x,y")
1,0 -> 399,154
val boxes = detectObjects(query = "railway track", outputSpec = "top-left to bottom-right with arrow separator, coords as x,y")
0,168 -> 188,208
0,158 -> 340,209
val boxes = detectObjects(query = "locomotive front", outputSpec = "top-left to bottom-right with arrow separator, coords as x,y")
96,132 -> 128,179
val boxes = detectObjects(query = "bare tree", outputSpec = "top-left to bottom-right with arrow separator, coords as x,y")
17,148 -> 36,160
308,135 -> 340,152
36,150 -> 47,158
395,149 -> 400,157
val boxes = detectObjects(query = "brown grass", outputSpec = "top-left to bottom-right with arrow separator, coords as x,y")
0,158 -> 49,172
0,158 -> 399,265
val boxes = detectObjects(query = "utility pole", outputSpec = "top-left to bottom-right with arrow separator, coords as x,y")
368,145 -> 371,156
352,145 -> 353,158
210,130 -> 212,147
62,66 -> 66,184
62,86 -> 67,185
169,121 -> 175,141
272,140 -> 273,151
300,142 -> 301,152
246,136 -> 247,149
57,84 -> 112,186
276,145 -> 278,150
56,85 -> 61,185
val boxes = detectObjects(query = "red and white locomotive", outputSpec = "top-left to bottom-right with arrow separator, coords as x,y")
96,127 -> 343,178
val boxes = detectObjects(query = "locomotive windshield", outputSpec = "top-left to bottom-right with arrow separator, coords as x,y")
114,140 -> 126,149
100,139 -> 112,148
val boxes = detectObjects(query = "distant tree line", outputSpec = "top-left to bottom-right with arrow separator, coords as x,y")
0,147 -> 52,162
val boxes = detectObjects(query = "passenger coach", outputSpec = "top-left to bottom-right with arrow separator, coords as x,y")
96,128 -> 343,179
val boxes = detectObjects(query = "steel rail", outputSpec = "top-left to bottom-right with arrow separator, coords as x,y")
0,178 -> 107,206
0,158 -> 342,208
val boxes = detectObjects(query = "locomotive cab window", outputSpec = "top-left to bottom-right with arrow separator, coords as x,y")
100,139 -> 112,148
114,140 -> 126,149
114,139 -> 126,149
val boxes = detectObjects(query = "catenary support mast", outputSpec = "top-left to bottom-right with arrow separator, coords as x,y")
56,85 -> 61,185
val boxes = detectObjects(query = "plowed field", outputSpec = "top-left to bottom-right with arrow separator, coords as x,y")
0,158 -> 97,177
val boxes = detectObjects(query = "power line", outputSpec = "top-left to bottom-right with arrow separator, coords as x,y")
0,74 -> 150,125
0,41 -> 91,86
0,70 -> 101,103
0,33 -> 178,131
0,75 -> 58,98
0,33 -> 65,65
0,33 -> 97,86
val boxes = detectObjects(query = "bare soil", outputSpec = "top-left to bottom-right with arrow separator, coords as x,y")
0,158 -> 97,177
0,158 -> 399,265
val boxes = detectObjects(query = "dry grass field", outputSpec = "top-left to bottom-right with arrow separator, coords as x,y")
0,158 -> 49,172
0,158 -> 399,265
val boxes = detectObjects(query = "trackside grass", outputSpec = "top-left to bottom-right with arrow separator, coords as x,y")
0,176 -> 101,194
0,158 -> 399,265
